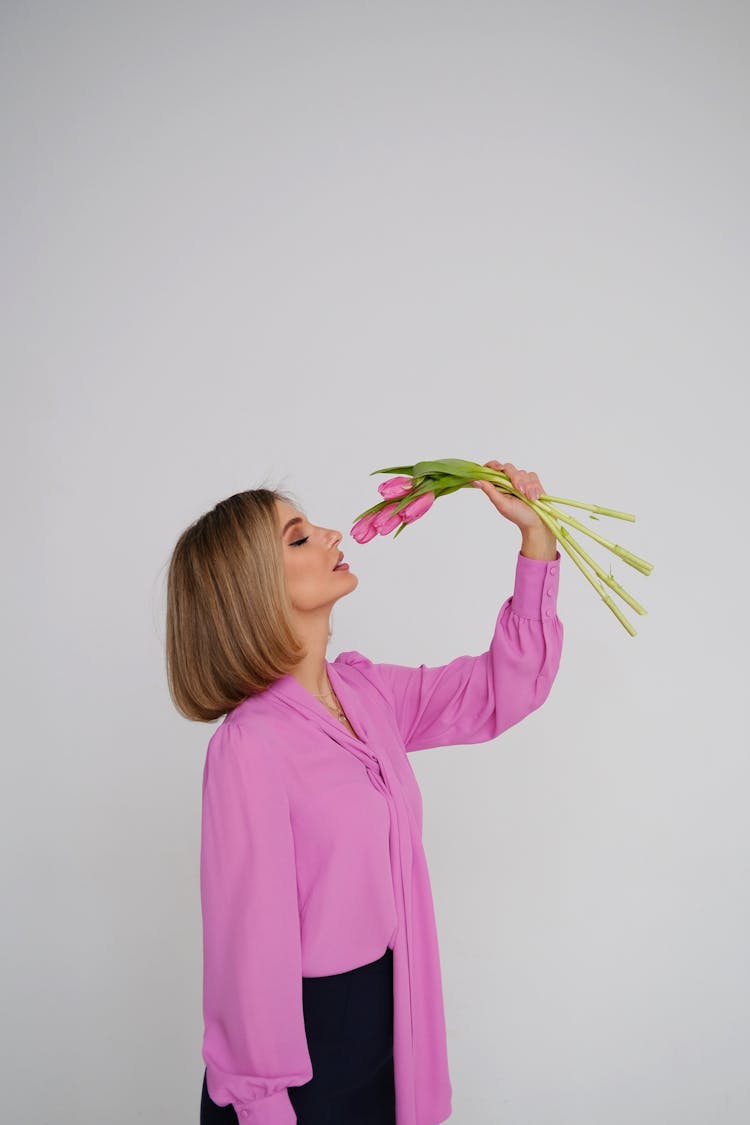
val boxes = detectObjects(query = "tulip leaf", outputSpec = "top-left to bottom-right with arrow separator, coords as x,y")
351,498 -> 393,523
412,458 -> 483,479
370,464 -> 415,476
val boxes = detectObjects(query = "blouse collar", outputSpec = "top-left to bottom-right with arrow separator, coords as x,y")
262,659 -> 367,745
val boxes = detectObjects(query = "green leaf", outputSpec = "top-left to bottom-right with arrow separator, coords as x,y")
412,458 -> 484,479
369,464 -> 415,476
351,499 -> 392,523
435,481 -> 467,497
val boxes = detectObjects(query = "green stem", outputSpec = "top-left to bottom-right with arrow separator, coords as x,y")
541,503 -> 653,575
536,495 -> 636,522
474,478 -> 644,633
523,498 -> 646,613
557,526 -> 646,617
558,529 -> 639,636
528,503 -> 639,635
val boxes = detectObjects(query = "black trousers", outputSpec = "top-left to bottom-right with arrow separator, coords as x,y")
201,946 -> 396,1124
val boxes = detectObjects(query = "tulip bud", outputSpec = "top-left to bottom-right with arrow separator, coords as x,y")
350,514 -> 379,543
372,502 -> 403,535
377,476 -> 413,500
401,492 -> 435,523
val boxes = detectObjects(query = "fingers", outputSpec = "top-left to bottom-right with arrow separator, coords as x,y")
520,472 -> 543,501
483,460 -> 545,501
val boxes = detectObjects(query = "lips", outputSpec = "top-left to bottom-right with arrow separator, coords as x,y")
333,551 -> 345,570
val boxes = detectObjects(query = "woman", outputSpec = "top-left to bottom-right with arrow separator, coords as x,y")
165,459 -> 563,1125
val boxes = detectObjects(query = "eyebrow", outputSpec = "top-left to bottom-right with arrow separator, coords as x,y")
281,516 -> 304,536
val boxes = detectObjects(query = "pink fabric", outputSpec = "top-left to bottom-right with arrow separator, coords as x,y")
200,549 -> 564,1123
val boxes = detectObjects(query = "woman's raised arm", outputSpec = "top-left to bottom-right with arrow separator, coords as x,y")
371,549 -> 563,752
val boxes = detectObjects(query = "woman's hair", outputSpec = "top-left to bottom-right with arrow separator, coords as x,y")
165,486 -> 308,723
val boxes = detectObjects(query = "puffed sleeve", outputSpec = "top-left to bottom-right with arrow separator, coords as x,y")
369,550 -> 563,752
200,718 -> 312,1123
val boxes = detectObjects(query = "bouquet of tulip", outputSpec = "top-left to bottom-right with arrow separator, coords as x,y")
350,457 -> 653,636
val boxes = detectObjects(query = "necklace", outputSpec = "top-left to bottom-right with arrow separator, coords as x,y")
313,679 -> 349,726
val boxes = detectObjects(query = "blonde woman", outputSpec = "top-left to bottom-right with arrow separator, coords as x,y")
165,459 -> 563,1125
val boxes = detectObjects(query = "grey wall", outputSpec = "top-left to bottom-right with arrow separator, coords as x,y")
2,2 -> 748,1122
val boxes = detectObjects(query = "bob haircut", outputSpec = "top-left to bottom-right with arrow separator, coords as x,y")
165,486 -> 315,723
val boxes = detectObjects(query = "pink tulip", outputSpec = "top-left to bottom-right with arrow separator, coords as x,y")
350,513 -> 379,543
377,475 -> 413,500
372,502 -> 403,535
400,491 -> 435,523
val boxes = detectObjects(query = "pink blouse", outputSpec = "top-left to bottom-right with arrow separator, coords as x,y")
200,548 -> 563,1123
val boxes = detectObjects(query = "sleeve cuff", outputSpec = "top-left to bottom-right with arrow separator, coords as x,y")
235,1088 -> 296,1124
510,549 -> 561,620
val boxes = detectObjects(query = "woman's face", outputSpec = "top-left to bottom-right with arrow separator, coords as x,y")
275,498 -> 358,612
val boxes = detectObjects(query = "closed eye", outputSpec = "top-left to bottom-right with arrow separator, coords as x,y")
290,536 -> 309,546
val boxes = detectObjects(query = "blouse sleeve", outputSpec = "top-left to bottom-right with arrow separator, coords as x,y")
200,718 -> 312,1124
370,550 -> 564,753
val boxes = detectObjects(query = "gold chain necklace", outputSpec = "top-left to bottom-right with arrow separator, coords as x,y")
313,680 -> 348,725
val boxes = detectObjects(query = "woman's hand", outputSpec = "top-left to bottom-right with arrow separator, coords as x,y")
473,460 -> 558,557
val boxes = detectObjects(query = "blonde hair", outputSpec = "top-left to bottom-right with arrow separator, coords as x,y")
165,487 -> 308,722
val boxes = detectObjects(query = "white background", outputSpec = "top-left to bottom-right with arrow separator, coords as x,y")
3,2 -> 748,1122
